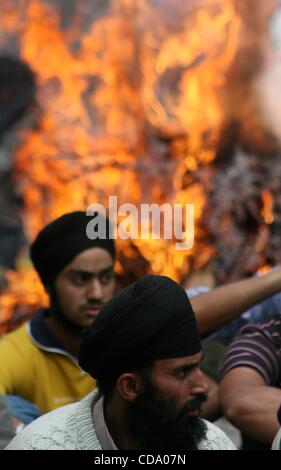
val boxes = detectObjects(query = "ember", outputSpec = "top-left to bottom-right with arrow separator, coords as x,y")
0,0 -> 281,330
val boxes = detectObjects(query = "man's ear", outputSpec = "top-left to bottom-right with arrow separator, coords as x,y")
116,373 -> 143,402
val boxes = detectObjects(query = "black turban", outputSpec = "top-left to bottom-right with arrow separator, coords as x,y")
79,274 -> 201,381
30,211 -> 115,287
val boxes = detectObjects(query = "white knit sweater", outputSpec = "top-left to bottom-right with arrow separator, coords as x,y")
6,391 -> 236,450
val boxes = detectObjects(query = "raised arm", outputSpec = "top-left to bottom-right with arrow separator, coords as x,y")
190,268 -> 281,335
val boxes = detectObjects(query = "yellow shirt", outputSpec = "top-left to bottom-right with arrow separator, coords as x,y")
0,314 -> 96,414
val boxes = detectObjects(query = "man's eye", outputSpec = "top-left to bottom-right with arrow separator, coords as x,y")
177,369 -> 189,379
73,274 -> 87,285
100,272 -> 114,284
177,366 -> 197,379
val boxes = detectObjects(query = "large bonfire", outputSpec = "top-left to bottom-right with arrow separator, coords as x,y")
0,0 -> 280,330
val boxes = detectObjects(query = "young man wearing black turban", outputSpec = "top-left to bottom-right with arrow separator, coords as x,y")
0,211 -> 116,416
6,275 -> 235,450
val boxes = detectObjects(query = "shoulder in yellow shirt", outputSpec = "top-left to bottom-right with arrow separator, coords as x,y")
0,310 -> 96,413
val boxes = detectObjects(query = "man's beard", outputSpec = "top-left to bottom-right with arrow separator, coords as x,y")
48,287 -> 84,335
125,380 -> 207,451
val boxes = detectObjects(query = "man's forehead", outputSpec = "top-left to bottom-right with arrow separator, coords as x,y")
69,265 -> 113,276
64,247 -> 114,271
153,352 -> 203,371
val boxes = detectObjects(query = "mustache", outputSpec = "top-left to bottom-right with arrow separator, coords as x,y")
81,301 -> 104,309
182,393 -> 208,412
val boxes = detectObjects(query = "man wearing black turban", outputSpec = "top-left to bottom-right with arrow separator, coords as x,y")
6,275 -> 236,450
0,211 -> 116,416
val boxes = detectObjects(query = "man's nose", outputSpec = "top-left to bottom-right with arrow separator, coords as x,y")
190,368 -> 210,396
86,279 -> 103,300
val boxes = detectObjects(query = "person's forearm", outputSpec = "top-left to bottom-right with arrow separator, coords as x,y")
221,384 -> 281,443
190,268 -> 281,335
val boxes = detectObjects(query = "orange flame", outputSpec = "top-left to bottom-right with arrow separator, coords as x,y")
0,0 -> 277,329
261,189 -> 274,224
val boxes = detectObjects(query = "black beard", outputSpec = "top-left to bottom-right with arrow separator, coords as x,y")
48,287 -> 84,336
125,382 -> 207,451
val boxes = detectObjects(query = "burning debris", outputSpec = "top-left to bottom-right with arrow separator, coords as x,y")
0,56 -> 36,135
0,55 -> 37,330
0,56 -> 36,276
0,0 -> 281,329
